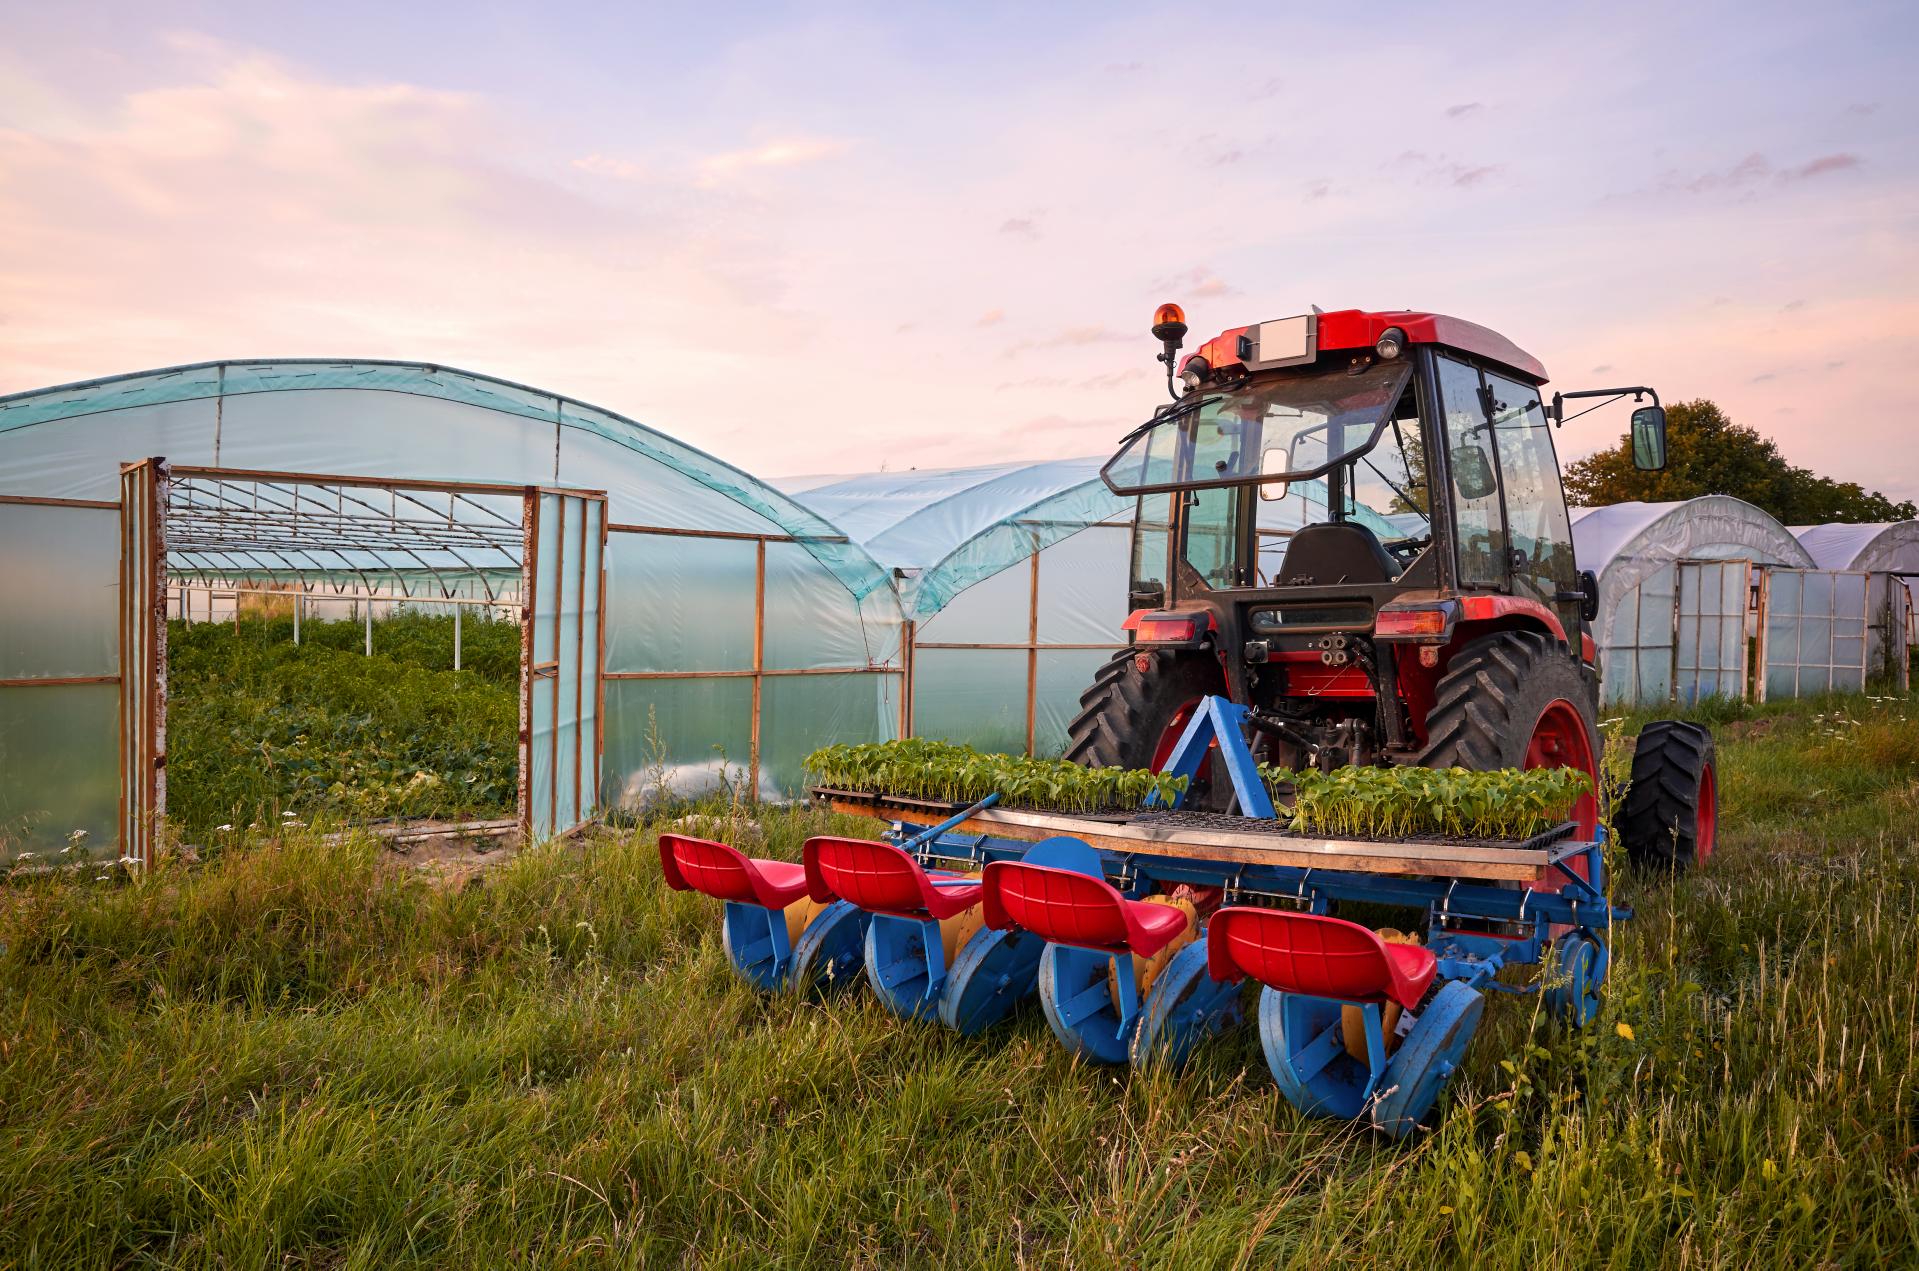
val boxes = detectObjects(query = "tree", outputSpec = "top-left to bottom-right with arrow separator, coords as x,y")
1562,399 -> 1916,524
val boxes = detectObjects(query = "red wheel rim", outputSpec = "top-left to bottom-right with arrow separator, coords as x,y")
1151,699 -> 1211,777
1696,761 -> 1717,860
1523,698 -> 1599,840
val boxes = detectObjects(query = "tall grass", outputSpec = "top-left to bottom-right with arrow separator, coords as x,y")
2,695 -> 1916,1265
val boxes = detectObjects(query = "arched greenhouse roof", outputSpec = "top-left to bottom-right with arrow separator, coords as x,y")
778,458 -> 1114,572
1571,496 -> 1814,619
0,358 -> 894,604
1790,521 -> 1919,573
779,458 -> 1130,617
1572,497 -> 1816,571
780,455 -> 1418,620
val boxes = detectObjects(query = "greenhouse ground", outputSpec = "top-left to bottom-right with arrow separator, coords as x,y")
2,693 -> 1917,1267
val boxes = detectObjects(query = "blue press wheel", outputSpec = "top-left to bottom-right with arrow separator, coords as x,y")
1128,940 -> 1243,1068
1369,981 -> 1486,1139
1258,988 -> 1373,1119
1542,929 -> 1608,1028
938,926 -> 1045,1036
789,900 -> 870,993
719,901 -> 791,992
1036,942 -> 1131,1064
862,914 -> 946,1021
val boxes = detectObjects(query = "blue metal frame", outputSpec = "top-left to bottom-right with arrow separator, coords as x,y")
1151,697 -> 1277,818
705,695 -> 1631,1134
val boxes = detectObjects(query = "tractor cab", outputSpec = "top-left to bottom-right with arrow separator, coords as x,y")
1074,305 -> 1667,803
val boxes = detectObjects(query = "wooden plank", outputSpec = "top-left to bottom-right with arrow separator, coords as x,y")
823,799 -> 1556,883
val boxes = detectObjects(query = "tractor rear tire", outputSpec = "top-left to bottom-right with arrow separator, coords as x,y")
1618,721 -> 1716,871
1419,631 -> 1599,771
1063,648 -> 1226,771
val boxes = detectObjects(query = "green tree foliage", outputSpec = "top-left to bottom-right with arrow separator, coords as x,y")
1563,399 -> 1916,523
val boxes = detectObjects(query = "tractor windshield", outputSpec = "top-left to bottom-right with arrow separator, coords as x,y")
1101,360 -> 1413,497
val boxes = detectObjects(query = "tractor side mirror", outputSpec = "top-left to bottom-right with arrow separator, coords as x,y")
1258,445 -> 1291,501
1577,568 -> 1600,622
1450,443 -> 1497,501
1631,405 -> 1667,471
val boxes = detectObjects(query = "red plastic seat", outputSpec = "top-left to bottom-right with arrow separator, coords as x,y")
1207,908 -> 1436,1009
981,861 -> 1190,959
802,836 -> 982,919
658,833 -> 809,909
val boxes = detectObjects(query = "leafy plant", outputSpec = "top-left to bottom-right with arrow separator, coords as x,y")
805,738 -> 1188,814
1261,763 -> 1589,842
167,616 -> 518,839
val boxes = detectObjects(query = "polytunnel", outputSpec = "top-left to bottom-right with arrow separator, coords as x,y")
782,459 -> 1133,755
781,457 -> 1412,756
0,360 -> 903,862
1570,497 -> 1814,706
1791,520 -> 1919,676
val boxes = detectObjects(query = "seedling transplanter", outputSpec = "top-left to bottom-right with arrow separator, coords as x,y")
662,694 -> 1629,1138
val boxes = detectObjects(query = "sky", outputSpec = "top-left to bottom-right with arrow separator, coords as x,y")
2,0 -> 1915,498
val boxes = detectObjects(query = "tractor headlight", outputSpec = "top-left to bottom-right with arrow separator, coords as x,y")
1179,356 -> 1211,391
1375,326 -> 1407,360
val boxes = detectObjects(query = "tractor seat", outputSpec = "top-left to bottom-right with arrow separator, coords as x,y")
981,861 -> 1191,959
803,836 -> 982,919
1276,522 -> 1400,586
658,833 -> 811,910
1207,908 -> 1436,1009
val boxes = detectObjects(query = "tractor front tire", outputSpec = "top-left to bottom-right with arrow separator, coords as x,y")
1063,647 -> 1225,771
1418,631 -> 1601,836
1618,721 -> 1717,870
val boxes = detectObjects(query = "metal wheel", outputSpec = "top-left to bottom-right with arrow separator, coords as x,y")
938,925 -> 1045,1036
789,899 -> 870,992
862,913 -> 946,1021
719,900 -> 792,991
1127,939 -> 1242,1068
1036,942 -> 1132,1064
1542,928 -> 1608,1028
1369,982 -> 1485,1139
1258,988 -> 1374,1119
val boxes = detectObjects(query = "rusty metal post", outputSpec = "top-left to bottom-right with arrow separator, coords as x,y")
750,537 -> 766,802
1025,542 -> 1040,756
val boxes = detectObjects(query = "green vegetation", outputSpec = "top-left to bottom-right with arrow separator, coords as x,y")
2,692 -> 1916,1264
167,615 -> 518,839
1563,397 -> 1917,523
1263,764 -> 1590,841
807,737 -> 1586,841
806,737 -> 1190,813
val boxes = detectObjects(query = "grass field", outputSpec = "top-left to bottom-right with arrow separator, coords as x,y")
165,615 -> 519,839
3,691 -> 1916,1266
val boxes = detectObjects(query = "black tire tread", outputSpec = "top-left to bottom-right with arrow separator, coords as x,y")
1419,630 -> 1579,771
1619,720 -> 1714,870
1063,648 -> 1223,770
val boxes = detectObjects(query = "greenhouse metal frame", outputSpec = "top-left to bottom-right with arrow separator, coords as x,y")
1,359 -> 907,863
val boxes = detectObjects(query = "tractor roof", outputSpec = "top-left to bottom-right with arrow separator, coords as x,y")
1186,309 -> 1549,385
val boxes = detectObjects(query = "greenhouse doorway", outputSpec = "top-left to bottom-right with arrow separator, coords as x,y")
116,459 -> 605,864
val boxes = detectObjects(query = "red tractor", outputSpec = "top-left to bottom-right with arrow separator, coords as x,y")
1067,305 -> 1716,868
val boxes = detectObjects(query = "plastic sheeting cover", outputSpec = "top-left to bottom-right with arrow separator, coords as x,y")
1572,497 -> 1814,706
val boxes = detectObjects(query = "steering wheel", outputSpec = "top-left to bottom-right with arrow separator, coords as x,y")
1382,534 -> 1431,563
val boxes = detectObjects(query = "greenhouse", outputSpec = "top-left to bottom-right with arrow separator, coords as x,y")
0,360 -> 904,862
1571,497 -> 1817,705
1792,519 -> 1919,676
782,459 -> 1423,755
782,459 -> 1132,755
